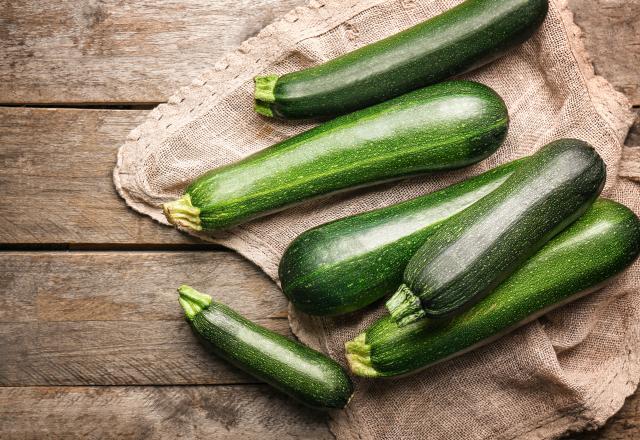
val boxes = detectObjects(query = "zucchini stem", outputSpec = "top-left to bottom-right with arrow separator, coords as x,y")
254,75 -> 278,117
162,194 -> 202,231
178,285 -> 212,320
385,284 -> 426,327
345,334 -> 379,378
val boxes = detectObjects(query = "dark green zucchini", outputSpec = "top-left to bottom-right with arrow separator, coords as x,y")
254,0 -> 548,119
279,158 -> 525,316
386,139 -> 606,325
347,198 -> 640,378
164,80 -> 508,232
178,285 -> 353,409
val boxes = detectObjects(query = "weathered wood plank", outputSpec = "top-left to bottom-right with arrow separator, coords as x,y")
1,0 -> 637,104
0,320 -> 289,386
2,107 -> 639,246
568,391 -> 640,440
0,251 -> 291,386
0,107 -> 196,244
627,108 -> 640,148
8,248 -> 639,438
568,0 -> 640,105
0,0 -> 307,104
0,386 -> 333,440
3,384 -> 638,440
0,251 -> 285,322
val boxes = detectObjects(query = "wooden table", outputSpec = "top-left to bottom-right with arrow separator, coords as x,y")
1,1 -> 638,438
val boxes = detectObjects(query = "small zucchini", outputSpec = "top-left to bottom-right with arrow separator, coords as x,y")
178,285 -> 353,409
279,158 -> 525,316
386,139 -> 606,325
164,81 -> 508,232
346,199 -> 640,378
254,0 -> 548,119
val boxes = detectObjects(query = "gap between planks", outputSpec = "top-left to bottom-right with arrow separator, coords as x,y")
0,103 -> 163,110
0,243 -> 228,252
0,382 -> 265,388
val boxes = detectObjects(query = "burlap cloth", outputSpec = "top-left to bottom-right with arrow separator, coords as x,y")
114,0 -> 640,438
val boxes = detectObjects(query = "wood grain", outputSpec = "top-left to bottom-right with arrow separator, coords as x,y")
568,0 -> 640,105
0,0 -> 306,104
627,108 -> 640,148
568,391 -> 640,440
1,1 -> 639,438
2,107 -> 638,246
0,107 -> 196,244
0,386 -> 333,440
0,0 -> 638,104
0,251 -> 293,386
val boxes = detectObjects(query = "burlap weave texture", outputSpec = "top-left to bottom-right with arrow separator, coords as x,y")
114,0 -> 640,438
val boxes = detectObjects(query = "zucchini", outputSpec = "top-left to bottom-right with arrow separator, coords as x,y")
164,80 -> 508,232
254,0 -> 548,119
178,285 -> 353,409
346,198 -> 640,378
386,139 -> 606,325
279,158 -> 525,316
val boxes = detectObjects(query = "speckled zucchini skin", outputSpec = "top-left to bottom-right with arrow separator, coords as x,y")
187,295 -> 353,409
347,199 -> 640,378
255,0 -> 548,119
387,139 -> 606,324
279,158 -> 525,316
185,80 -> 508,231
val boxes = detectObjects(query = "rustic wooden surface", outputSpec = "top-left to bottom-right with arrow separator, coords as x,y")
0,1 -> 639,438
0,252 -> 290,386
0,0 -> 305,104
0,386 -> 333,439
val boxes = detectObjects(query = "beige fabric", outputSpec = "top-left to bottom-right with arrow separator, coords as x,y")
114,0 -> 640,438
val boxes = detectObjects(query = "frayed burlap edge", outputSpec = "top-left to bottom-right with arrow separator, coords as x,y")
114,0 -> 395,282
112,0 -> 639,438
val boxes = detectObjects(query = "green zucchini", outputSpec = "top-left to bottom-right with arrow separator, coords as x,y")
254,0 -> 548,119
386,139 -> 606,325
164,80 -> 508,232
178,285 -> 353,409
347,198 -> 640,378
279,158 -> 525,316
